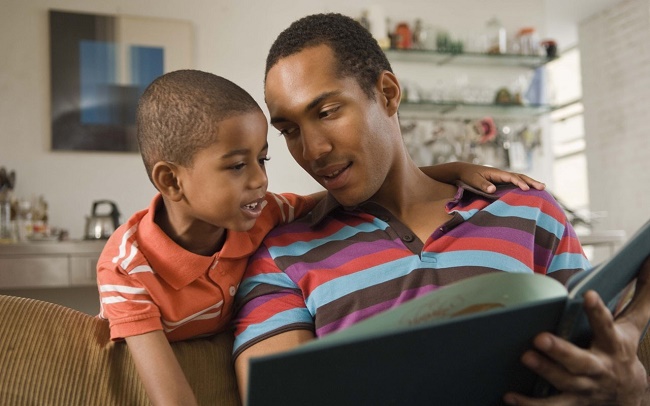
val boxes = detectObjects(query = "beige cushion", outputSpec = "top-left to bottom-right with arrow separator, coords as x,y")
0,294 -> 241,406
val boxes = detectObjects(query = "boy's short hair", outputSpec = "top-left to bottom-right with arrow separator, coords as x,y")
136,69 -> 261,183
265,13 -> 393,100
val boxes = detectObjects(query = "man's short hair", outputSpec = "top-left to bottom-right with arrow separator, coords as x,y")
136,69 -> 260,182
265,13 -> 393,100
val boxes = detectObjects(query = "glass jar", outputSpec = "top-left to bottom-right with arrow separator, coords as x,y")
485,17 -> 506,54
516,27 -> 538,55
0,193 -> 12,241
395,22 -> 413,49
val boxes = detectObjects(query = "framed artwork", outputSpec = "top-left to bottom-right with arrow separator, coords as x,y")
49,10 -> 193,152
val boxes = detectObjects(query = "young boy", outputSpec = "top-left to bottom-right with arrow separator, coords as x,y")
96,69 -> 543,405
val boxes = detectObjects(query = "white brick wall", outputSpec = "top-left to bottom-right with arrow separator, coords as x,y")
579,0 -> 650,260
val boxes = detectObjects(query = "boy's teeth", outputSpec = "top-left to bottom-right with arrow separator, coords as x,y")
245,202 -> 258,210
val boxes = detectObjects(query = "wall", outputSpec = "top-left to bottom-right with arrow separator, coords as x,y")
2,0 -> 551,239
579,0 -> 650,259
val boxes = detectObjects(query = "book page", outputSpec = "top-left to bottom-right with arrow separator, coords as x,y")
298,272 -> 567,351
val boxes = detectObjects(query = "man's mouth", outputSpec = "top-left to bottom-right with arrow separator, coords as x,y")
320,163 -> 352,179
317,162 -> 352,189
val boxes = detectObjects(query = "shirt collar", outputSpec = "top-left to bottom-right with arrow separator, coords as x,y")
220,229 -> 258,260
310,182 -> 500,227
310,193 -> 342,226
138,194 -> 217,290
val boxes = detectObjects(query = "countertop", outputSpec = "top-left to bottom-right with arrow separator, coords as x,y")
0,239 -> 106,256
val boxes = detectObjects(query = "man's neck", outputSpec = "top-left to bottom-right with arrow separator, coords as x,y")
369,160 -> 458,244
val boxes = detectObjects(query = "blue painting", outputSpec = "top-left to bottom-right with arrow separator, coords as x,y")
49,10 -> 191,152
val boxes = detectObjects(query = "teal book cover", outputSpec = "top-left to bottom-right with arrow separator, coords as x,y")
247,219 -> 650,406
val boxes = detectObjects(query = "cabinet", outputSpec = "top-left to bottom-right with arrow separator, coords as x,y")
386,48 -> 555,170
0,240 -> 105,314
0,240 -> 105,289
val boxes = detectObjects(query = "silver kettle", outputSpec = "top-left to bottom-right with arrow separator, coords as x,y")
85,200 -> 121,239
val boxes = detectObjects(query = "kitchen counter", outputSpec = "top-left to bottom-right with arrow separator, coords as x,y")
0,239 -> 106,314
0,239 -> 106,256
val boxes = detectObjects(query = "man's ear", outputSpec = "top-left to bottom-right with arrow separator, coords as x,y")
151,161 -> 184,202
378,71 -> 401,116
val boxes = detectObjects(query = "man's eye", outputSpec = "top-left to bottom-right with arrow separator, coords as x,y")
319,106 -> 340,119
279,127 -> 298,137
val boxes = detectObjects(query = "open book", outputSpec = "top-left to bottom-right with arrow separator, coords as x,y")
247,219 -> 650,406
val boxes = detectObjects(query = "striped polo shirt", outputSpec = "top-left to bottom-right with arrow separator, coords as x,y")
97,192 -> 315,342
232,185 -> 590,357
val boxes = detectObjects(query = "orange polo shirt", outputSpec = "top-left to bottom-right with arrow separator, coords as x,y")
97,192 -> 315,342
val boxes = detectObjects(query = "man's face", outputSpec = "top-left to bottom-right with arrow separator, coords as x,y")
265,44 -> 397,207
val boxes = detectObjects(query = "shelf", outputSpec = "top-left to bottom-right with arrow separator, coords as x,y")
385,49 -> 555,69
399,100 -> 551,119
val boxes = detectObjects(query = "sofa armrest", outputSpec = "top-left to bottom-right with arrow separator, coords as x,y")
0,294 -> 241,406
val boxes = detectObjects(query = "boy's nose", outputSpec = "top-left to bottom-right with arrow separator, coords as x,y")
250,163 -> 267,190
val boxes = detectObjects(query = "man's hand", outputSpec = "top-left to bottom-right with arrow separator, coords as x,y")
504,256 -> 650,406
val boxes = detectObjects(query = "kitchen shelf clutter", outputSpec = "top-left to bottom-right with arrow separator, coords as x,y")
357,8 -> 561,171
387,48 -> 555,120
383,42 -> 553,171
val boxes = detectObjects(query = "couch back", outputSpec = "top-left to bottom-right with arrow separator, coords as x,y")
0,295 -> 241,406
2,293 -> 650,405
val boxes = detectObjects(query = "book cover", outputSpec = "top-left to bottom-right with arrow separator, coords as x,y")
247,219 -> 650,406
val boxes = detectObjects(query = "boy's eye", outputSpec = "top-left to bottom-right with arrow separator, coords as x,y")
231,163 -> 245,171
259,156 -> 271,166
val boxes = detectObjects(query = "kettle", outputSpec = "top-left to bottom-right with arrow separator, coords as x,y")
85,200 -> 121,239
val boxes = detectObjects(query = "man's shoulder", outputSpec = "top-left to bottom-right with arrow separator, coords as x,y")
460,183 -> 556,207
263,209 -> 320,240
258,201 -> 347,255
476,185 -> 569,226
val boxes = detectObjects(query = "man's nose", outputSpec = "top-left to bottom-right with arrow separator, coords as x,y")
301,129 -> 332,161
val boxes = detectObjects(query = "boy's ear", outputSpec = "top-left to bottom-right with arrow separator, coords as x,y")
151,161 -> 184,202
378,70 -> 401,116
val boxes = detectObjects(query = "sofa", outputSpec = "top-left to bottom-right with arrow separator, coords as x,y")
2,294 -> 650,405
0,294 -> 241,405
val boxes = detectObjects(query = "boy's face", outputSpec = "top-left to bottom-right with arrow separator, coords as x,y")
176,111 -> 269,232
265,44 -> 396,207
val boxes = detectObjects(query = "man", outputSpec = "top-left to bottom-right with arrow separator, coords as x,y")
233,13 -> 650,405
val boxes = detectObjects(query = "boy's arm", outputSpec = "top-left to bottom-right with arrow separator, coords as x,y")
420,162 -> 545,193
306,190 -> 327,203
126,330 -> 198,406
